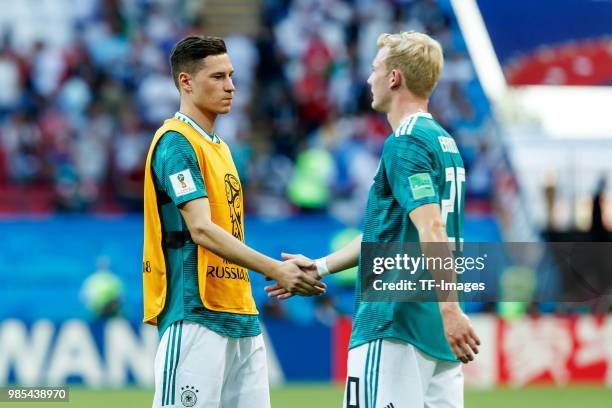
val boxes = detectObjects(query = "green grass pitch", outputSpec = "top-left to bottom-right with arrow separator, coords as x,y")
10,384 -> 612,407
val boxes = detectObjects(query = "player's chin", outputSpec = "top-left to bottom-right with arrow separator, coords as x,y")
216,104 -> 232,114
371,98 -> 388,113
371,100 -> 383,112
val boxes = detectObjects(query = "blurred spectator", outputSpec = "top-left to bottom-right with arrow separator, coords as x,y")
543,171 -> 558,231
590,175 -> 609,241
0,47 -> 22,115
31,41 -> 67,98
466,140 -> 496,204
112,105 -> 148,210
287,147 -> 335,211
1,112 -> 44,184
314,296 -> 340,326
80,256 -> 124,320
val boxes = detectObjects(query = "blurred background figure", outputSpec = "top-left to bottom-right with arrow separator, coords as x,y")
80,255 -> 124,320
590,175 -> 609,242
543,171 -> 558,232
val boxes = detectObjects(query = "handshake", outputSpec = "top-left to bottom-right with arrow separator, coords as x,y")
264,253 -> 327,300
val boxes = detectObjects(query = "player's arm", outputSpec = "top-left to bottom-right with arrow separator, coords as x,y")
153,132 -> 323,296
179,199 -> 324,296
325,234 -> 362,272
409,203 -> 457,300
285,233 -> 362,275
409,199 -> 481,364
386,135 -> 479,363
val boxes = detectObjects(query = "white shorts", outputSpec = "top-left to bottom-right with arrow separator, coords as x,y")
344,339 -> 463,408
152,320 -> 270,408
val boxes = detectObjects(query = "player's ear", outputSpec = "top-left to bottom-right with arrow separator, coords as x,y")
178,72 -> 192,94
389,69 -> 402,90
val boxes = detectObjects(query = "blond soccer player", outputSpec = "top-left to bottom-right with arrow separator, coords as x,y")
268,31 -> 481,407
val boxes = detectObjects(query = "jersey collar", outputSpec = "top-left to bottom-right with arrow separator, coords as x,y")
397,111 -> 433,129
395,111 -> 433,137
174,112 -> 220,144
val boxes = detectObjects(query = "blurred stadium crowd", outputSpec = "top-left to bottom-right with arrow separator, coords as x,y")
2,2 -> 611,393
0,0 -> 496,221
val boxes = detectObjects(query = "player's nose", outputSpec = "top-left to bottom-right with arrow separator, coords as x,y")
225,77 -> 235,92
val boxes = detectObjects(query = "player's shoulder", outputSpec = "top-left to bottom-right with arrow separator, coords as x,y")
153,131 -> 196,164
158,130 -> 190,147
156,131 -> 195,154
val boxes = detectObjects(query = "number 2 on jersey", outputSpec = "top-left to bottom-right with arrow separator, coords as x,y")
441,166 -> 465,246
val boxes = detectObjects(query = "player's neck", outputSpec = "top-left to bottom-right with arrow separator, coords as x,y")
387,97 -> 429,131
178,103 -> 217,135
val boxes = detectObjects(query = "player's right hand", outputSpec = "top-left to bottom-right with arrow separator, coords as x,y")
439,303 -> 481,364
265,253 -> 323,299
269,257 -> 326,297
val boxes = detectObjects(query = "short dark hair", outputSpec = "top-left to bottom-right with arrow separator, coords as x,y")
170,36 -> 227,89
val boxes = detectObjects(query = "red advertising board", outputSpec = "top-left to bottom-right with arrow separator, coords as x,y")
332,315 -> 612,387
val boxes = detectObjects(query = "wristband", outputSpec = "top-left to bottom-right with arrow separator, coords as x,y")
315,257 -> 330,278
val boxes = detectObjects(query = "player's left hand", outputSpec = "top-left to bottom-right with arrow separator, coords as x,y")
265,252 -> 321,300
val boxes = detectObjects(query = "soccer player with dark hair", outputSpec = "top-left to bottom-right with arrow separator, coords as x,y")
142,36 -> 325,408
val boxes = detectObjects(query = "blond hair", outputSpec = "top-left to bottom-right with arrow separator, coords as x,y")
376,31 -> 444,99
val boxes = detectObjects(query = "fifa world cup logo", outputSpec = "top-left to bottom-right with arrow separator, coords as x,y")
224,174 -> 243,241
177,173 -> 187,189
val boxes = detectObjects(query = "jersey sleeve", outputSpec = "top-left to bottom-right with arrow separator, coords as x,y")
151,131 -> 207,206
384,135 -> 440,213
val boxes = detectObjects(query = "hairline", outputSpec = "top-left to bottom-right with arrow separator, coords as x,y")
173,52 -> 233,89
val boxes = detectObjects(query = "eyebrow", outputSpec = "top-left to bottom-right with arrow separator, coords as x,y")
210,70 -> 234,76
